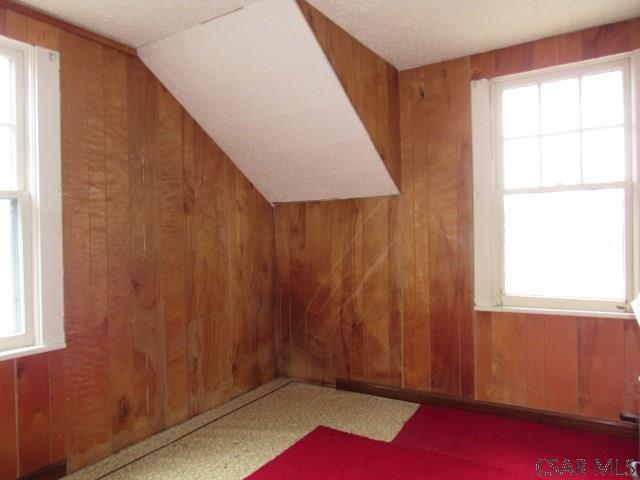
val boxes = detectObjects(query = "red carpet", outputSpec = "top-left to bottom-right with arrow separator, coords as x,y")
248,407 -> 638,479
392,405 -> 637,478
247,426 -> 519,479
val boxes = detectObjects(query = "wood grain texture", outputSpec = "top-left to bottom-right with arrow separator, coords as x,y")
276,6 -> 640,423
17,354 -> 50,476
0,6 -> 275,478
296,0 -> 401,188
275,3 -> 402,389
0,361 -> 17,480
578,318 -> 625,419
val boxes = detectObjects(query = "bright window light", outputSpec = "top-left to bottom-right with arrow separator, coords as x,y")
473,55 -> 636,315
504,189 -> 626,300
0,199 -> 21,336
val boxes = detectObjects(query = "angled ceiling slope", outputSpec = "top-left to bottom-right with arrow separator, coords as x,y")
307,0 -> 640,70
138,0 -> 398,203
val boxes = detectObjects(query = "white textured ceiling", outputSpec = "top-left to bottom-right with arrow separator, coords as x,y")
18,0 -> 640,69
139,0 -> 398,203
308,0 -> 640,69
18,0 -> 261,47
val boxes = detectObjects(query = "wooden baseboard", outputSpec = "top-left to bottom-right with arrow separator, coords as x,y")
18,461 -> 66,480
336,379 -> 637,439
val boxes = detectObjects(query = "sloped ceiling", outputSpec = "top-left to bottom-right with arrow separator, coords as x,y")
308,0 -> 640,70
19,0 -> 640,71
138,0 -> 398,202
18,0 -> 263,47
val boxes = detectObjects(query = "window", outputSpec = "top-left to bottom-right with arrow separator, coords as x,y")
0,35 -> 63,359
472,53 -> 639,317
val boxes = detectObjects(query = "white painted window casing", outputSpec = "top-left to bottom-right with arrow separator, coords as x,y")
0,34 -> 64,361
472,52 -> 640,319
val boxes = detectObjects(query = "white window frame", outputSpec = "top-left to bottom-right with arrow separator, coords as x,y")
0,34 -> 64,360
472,51 -> 640,319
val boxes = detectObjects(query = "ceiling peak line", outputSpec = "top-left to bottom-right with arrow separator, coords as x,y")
137,5 -> 246,50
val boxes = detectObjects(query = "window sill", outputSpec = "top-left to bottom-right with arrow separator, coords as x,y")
0,342 -> 66,362
474,305 -> 634,320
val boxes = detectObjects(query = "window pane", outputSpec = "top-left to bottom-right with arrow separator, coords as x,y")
502,85 -> 538,139
541,132 -> 580,186
582,127 -> 625,184
0,125 -> 16,190
503,137 -> 539,189
0,55 -> 13,125
541,78 -> 579,134
582,70 -> 624,128
0,198 -> 21,337
504,189 -> 626,300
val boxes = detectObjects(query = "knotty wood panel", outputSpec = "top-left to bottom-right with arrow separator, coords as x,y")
0,5 -> 274,478
276,8 -> 640,424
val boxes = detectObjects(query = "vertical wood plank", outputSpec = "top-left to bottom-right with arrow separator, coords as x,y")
0,7 -> 7,36
474,312 -> 493,401
532,36 -> 558,69
230,168 -> 258,394
470,52 -> 495,80
0,361 -> 17,480
362,197 -> 393,385
183,114 -> 199,414
494,42 -> 533,76
489,313 -> 527,406
557,31 -> 583,65
274,206 -> 292,377
578,318 -> 625,420
17,354 -> 50,476
158,86 -> 189,426
128,57 -> 166,438
581,21 -> 629,60
524,317 -> 545,409
545,316 -> 579,414
26,16 -> 59,49
47,351 -> 65,464
287,203 -> 308,380
5,10 -> 27,42
329,201 -> 351,380
60,31 -> 111,471
304,202 -> 332,384
208,141 -> 231,402
623,320 -> 640,415
402,68 -> 431,392
426,67 -> 460,395
253,189 -> 275,385
105,47 -> 136,452
453,58 -> 475,398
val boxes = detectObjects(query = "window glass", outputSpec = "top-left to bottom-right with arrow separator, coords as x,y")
504,189 -> 626,300
0,125 -> 16,190
541,78 -> 579,134
502,85 -> 539,138
0,198 -> 20,337
582,70 -> 624,128
0,55 -> 13,125
503,137 -> 540,189
582,127 -> 625,184
540,132 -> 581,186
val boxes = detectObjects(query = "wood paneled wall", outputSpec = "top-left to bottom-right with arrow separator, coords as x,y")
0,7 -> 274,479
275,10 -> 640,423
274,3 -> 403,387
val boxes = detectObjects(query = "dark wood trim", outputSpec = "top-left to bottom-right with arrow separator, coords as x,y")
336,379 -> 638,439
0,0 -> 136,55
18,461 -> 66,480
